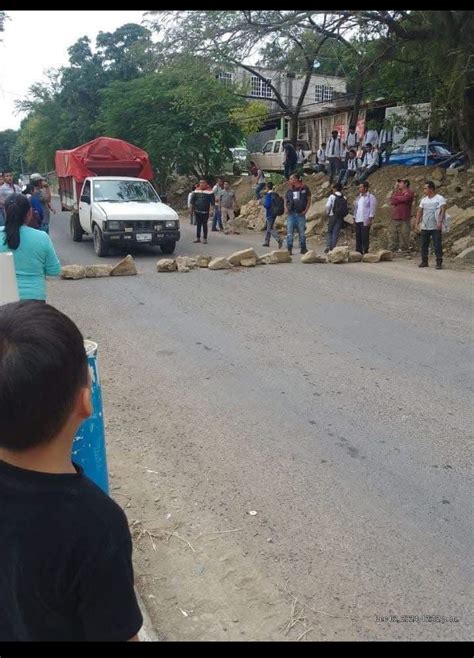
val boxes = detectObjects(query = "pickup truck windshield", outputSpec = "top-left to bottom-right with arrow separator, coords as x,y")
93,180 -> 160,203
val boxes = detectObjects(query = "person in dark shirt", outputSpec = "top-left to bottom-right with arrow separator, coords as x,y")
0,301 -> 143,642
190,179 -> 215,244
284,173 -> 311,255
282,141 -> 297,180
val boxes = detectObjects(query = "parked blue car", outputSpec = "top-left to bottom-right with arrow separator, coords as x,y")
387,140 -> 464,168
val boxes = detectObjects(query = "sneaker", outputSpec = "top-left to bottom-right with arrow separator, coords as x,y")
277,238 -> 283,249
262,242 -> 270,247
436,262 -> 443,270
324,247 -> 330,254
418,262 -> 428,268
300,247 -> 308,255
203,239 -> 208,244
211,228 -> 218,232
193,239 -> 201,243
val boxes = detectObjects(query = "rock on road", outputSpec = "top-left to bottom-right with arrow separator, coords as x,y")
47,206 -> 473,641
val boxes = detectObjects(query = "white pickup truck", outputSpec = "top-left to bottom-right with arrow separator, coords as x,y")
56,137 -> 180,257
66,176 -> 180,257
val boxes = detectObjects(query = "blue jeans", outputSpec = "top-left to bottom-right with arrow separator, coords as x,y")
326,216 -> 342,250
286,214 -> 306,250
255,183 -> 266,200
212,207 -> 223,230
264,216 -> 281,245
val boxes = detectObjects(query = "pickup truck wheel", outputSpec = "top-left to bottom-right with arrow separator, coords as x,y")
70,213 -> 83,242
160,242 -> 176,255
93,224 -> 110,257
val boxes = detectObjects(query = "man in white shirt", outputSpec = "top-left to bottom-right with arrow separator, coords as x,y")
314,142 -> 327,174
0,170 -> 22,226
338,149 -> 358,186
325,130 -> 344,184
415,180 -> 447,269
346,125 -> 359,150
357,144 -> 380,183
363,125 -> 379,148
353,181 -> 377,254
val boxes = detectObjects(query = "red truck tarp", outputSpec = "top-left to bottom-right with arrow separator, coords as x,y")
55,137 -> 154,182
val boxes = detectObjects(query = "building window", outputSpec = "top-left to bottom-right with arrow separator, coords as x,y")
217,71 -> 234,85
315,84 -> 334,103
250,75 -> 273,98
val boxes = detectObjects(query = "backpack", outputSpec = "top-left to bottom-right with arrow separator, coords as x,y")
333,194 -> 348,218
270,192 -> 285,217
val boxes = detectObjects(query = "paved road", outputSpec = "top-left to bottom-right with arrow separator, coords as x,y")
47,207 -> 473,640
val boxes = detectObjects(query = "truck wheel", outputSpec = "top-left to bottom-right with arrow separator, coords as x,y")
70,213 -> 83,242
160,242 -> 176,255
93,224 -> 110,257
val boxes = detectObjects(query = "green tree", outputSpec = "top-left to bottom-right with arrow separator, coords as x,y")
0,129 -> 18,172
97,56 -> 248,190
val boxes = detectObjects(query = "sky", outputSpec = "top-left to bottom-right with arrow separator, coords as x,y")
0,10 -> 147,131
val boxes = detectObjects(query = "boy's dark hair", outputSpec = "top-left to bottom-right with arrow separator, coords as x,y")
361,181 -> 370,190
0,302 -> 89,451
334,182 -> 343,192
266,181 -> 274,190
425,180 -> 436,191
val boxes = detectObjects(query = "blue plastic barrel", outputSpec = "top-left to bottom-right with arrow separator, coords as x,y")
72,340 -> 109,494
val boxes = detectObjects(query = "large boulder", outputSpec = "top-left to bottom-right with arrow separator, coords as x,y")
455,246 -> 474,262
362,250 -> 393,263
301,250 -> 327,264
327,246 -> 349,264
445,206 -> 474,245
61,265 -> 86,280
156,258 -> 177,272
267,249 -> 292,263
227,248 -> 258,266
348,251 -> 363,263
241,257 -> 257,267
306,198 -> 327,222
110,255 -> 137,276
176,256 -> 197,270
85,264 -> 113,278
305,217 -> 325,237
451,236 -> 474,255
208,257 -> 232,270
196,255 -> 212,268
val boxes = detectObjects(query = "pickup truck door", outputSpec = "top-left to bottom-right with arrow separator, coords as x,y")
272,140 -> 282,170
79,180 -> 93,233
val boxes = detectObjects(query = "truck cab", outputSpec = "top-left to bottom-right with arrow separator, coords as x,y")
70,176 -> 180,257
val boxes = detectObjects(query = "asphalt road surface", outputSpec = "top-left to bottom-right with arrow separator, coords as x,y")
47,206 -> 473,641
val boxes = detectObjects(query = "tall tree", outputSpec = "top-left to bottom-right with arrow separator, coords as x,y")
147,10 -> 341,145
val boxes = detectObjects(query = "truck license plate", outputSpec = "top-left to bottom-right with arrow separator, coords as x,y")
136,233 -> 152,242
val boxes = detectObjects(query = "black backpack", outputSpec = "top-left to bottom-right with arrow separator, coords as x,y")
270,192 -> 285,216
333,194 -> 348,218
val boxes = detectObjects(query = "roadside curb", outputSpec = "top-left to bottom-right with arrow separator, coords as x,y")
136,588 -> 159,642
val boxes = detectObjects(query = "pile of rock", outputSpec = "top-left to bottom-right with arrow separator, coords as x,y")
156,248 -> 292,272
61,255 -> 138,279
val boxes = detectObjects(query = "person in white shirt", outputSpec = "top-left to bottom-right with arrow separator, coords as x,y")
415,180 -> 447,269
363,125 -> 379,148
325,130 -> 344,184
338,149 -> 358,186
314,142 -> 327,174
353,182 -> 377,254
346,125 -> 359,150
357,144 -> 380,182
324,182 -> 348,252
296,147 -> 306,167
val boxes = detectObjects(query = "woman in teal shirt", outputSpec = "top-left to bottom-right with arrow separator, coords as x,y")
0,194 -> 61,301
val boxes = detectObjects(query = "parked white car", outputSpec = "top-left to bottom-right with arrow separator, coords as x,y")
250,139 -> 312,172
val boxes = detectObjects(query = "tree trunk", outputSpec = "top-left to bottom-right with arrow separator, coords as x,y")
289,115 -> 298,147
457,75 -> 474,168
349,76 -> 363,128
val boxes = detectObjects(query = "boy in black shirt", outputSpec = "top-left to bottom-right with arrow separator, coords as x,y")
0,301 -> 143,641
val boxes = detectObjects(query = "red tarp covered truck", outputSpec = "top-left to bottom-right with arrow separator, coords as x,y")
55,137 -> 180,257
